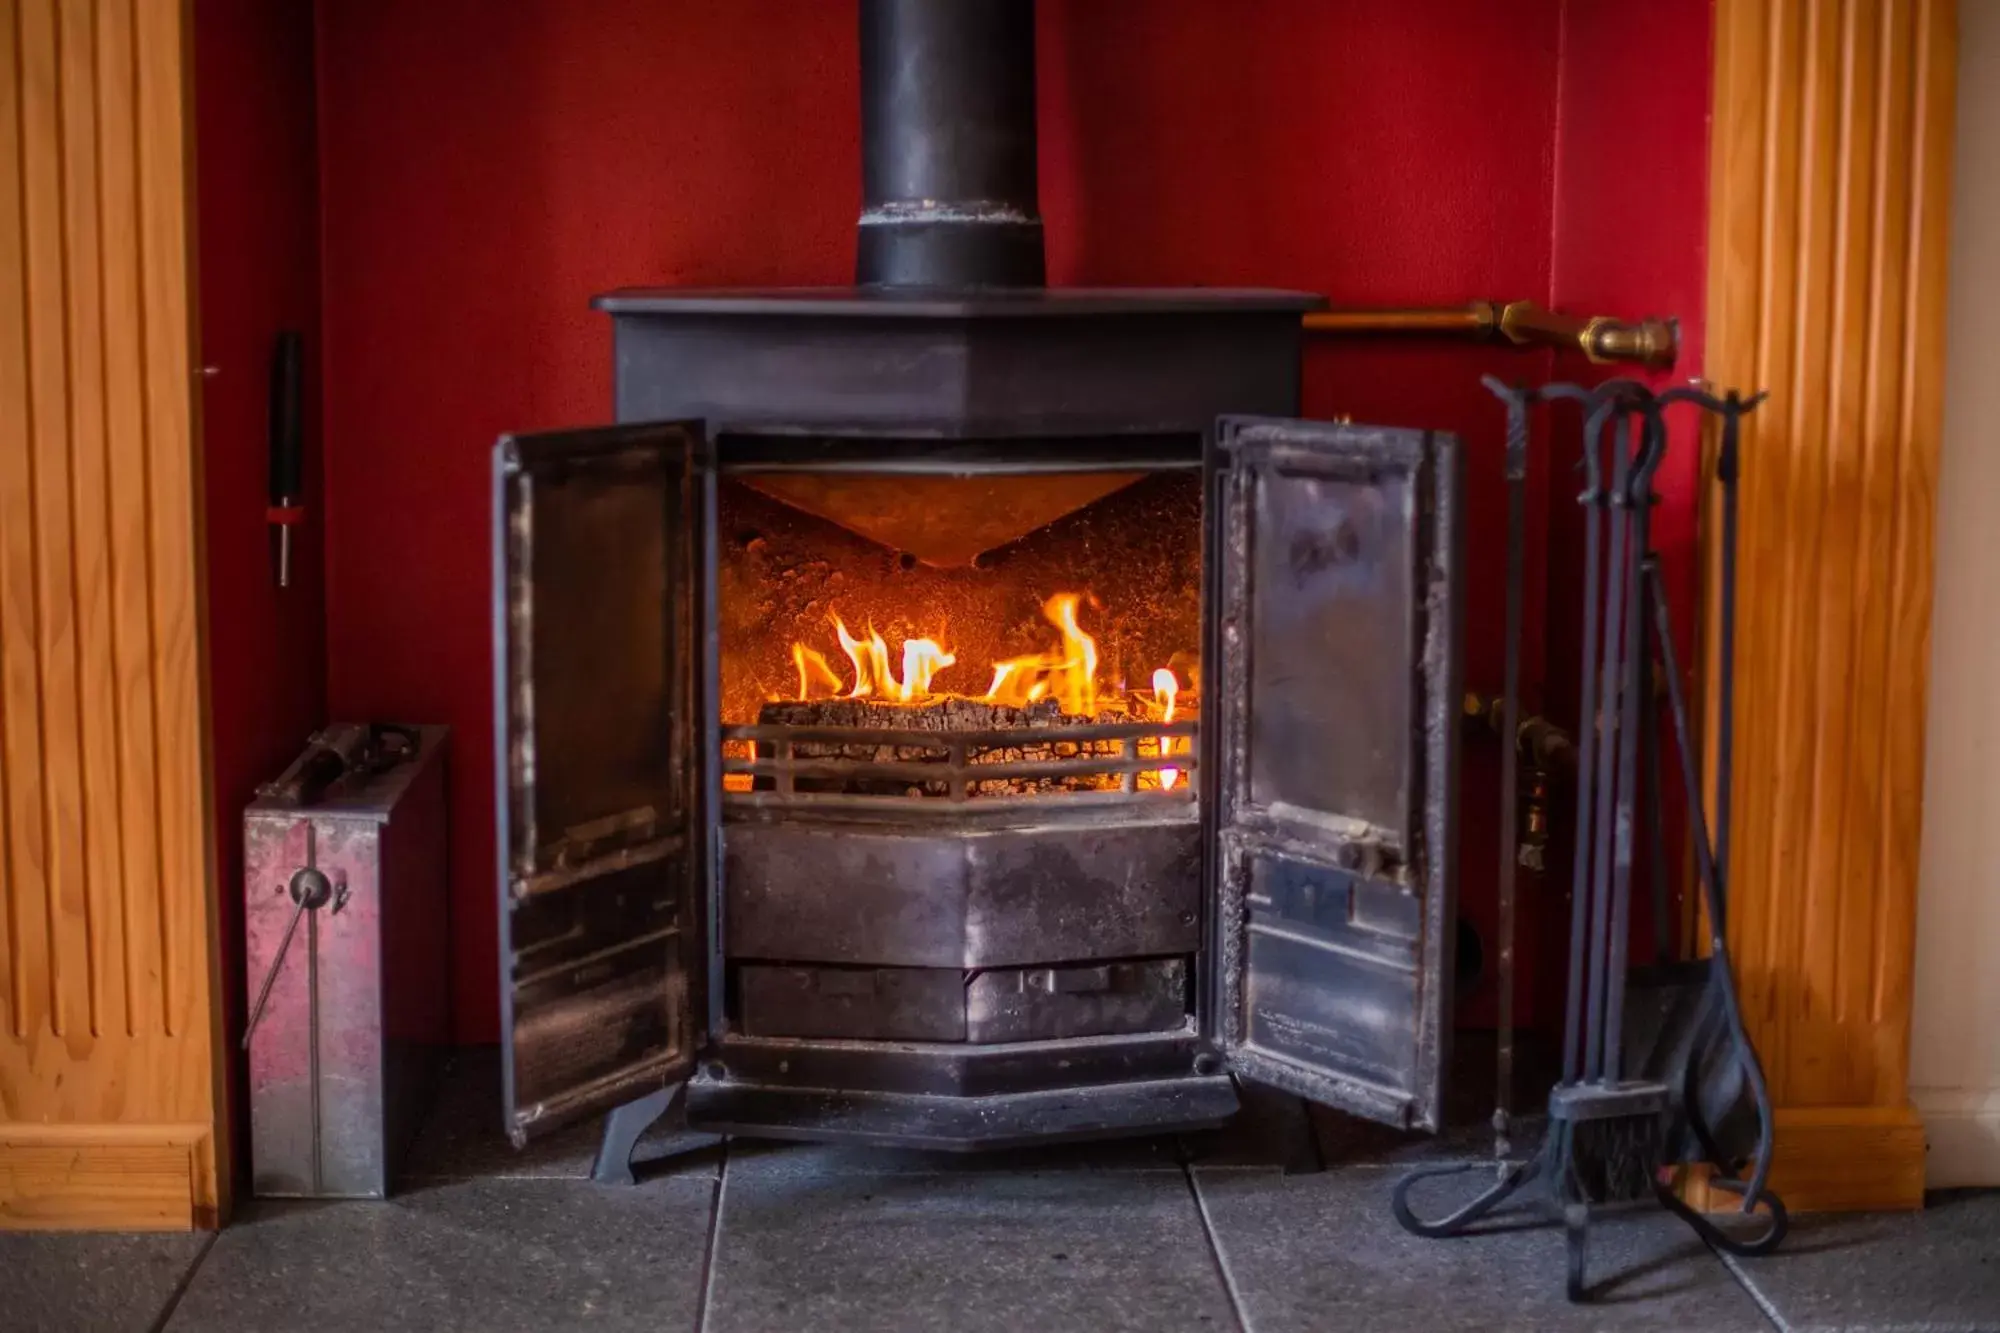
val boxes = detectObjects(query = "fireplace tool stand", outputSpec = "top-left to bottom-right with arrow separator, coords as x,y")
1390,379 -> 1785,1301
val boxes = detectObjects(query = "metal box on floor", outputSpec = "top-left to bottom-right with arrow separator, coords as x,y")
244,724 -> 450,1198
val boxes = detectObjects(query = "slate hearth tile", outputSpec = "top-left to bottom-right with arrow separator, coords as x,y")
1193,1166 -> 1769,1333
725,1131 -> 1184,1177
1181,1080 -> 1320,1169
705,1167 -> 1237,1332
402,1045 -> 718,1183
163,1175 -> 716,1333
0,1230 -> 210,1333
1310,1104 -> 1546,1169
1306,1030 -> 1563,1170
1722,1187 -> 2000,1332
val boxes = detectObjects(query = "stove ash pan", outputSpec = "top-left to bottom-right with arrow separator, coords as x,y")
724,815 -> 1200,1046
724,816 -> 1199,968
491,417 -> 1463,1158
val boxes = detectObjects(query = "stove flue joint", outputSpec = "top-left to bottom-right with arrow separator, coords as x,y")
857,0 -> 1044,288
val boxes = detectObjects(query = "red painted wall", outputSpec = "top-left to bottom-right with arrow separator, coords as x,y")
1538,0 -> 1715,1017
1550,0 -> 1714,705
193,0 -> 328,1133
313,0 -> 1708,1041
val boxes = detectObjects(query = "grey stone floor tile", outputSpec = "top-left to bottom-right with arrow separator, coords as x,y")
0,1230 -> 210,1333
705,1164 -> 1238,1332
163,1174 -> 717,1333
403,1045 -> 718,1183
1722,1187 -> 2000,1333
1194,1165 -> 1771,1332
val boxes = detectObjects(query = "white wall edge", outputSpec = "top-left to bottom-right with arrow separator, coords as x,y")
1912,1088 -> 2000,1189
1910,0 -> 2000,1201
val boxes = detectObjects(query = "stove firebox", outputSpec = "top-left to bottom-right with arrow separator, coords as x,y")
490,0 -> 1463,1172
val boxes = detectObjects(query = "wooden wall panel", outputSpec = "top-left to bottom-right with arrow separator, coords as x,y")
0,0 -> 222,1230
1702,0 -> 1956,1210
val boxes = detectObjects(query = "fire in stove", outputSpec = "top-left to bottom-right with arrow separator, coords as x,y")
716,464 -> 1204,806
790,592 -> 1180,717
733,591 -> 1197,803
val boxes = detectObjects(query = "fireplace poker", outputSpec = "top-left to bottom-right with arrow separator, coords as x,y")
1390,380 -> 1629,1242
1581,404 -> 1635,1087
1493,377 -> 1531,1160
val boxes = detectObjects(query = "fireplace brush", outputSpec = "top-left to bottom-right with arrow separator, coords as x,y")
1388,379 -> 1785,1302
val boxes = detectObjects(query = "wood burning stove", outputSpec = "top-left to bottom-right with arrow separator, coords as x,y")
489,0 -> 1462,1178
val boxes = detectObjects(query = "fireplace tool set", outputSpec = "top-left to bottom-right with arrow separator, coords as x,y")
1390,378 -> 1787,1300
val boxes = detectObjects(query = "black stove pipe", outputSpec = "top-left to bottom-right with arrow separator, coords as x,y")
856,0 -> 1044,288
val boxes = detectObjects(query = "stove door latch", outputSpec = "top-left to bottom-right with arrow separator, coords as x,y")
1023,965 -> 1114,995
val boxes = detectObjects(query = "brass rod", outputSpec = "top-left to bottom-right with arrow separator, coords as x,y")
1304,298 -> 1679,370
1302,301 -> 1501,337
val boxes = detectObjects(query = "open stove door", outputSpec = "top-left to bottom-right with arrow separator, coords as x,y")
493,422 -> 711,1146
1210,418 -> 1461,1132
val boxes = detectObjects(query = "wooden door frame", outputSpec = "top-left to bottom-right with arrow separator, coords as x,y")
0,0 -> 228,1231
1694,0 -> 1956,1212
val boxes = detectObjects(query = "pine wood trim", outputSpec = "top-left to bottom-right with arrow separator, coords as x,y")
1700,0 -> 1957,1211
0,0 -> 223,1231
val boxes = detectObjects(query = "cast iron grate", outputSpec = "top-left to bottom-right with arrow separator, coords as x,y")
721,718 -> 1199,809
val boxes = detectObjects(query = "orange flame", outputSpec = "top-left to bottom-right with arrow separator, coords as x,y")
1154,666 -> 1182,790
984,661 -> 1024,701
793,594 -> 1172,727
810,613 -> 957,703
833,616 -> 879,698
794,644 -> 843,700
898,639 -> 956,700
983,594 -> 1100,716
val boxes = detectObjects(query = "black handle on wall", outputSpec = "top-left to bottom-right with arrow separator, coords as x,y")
268,330 -> 304,588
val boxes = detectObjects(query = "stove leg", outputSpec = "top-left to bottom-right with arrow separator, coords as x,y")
590,1082 -> 679,1186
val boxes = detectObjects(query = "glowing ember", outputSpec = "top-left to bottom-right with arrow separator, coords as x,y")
1153,666 -> 1183,791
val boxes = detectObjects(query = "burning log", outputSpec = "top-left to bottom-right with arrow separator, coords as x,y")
744,594 -> 1195,798
751,695 -> 1134,797
758,695 -> 1084,733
